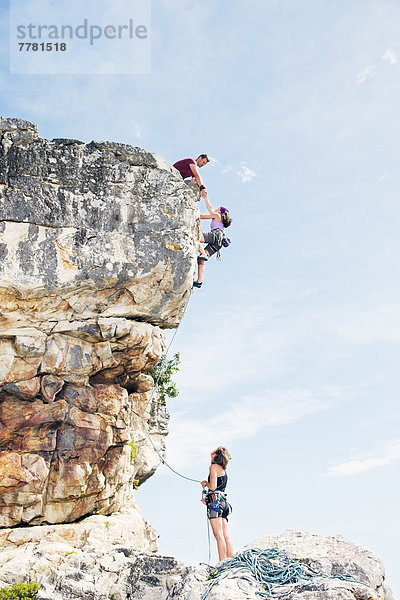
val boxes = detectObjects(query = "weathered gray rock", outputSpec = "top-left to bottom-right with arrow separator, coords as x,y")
0,117 -> 198,328
0,503 -> 161,598
0,530 -> 394,600
171,531 -> 395,600
0,318 -> 165,387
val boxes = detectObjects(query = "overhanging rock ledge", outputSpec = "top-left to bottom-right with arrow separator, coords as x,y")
0,116 -> 198,329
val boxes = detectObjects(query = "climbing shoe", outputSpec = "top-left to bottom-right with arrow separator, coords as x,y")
193,281 -> 203,288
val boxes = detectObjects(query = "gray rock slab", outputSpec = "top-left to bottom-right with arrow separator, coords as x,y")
0,530 -> 394,600
0,117 -> 199,328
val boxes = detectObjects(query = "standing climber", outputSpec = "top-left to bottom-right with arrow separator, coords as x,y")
173,154 -> 209,194
193,191 -> 232,289
201,447 -> 233,562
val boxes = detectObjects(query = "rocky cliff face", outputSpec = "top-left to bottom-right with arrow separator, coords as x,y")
0,117 -> 196,329
0,117 -> 198,530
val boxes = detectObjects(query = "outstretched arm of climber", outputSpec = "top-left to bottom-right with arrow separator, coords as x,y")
203,191 -> 216,215
189,162 -> 204,187
200,194 -> 219,221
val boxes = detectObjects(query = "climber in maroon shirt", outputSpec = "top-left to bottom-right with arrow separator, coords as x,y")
173,154 -> 209,195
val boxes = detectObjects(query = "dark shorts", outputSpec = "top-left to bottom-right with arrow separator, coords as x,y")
206,492 -> 232,521
202,230 -> 223,258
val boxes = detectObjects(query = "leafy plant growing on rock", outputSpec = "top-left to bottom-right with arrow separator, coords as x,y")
0,582 -> 39,599
149,353 -> 180,404
128,441 -> 138,463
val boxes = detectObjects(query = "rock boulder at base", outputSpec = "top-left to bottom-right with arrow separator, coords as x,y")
172,530 -> 395,600
0,530 -> 395,600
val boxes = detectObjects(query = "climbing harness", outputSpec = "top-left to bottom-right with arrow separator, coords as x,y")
200,547 -> 372,600
214,228 -> 224,247
204,489 -> 230,518
213,229 -> 231,260
222,235 -> 231,248
206,491 -> 224,513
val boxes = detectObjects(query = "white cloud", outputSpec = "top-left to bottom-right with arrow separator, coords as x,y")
208,157 -> 246,176
201,155 -> 254,180
171,289 -> 400,412
208,157 -> 219,168
356,65 -> 377,84
166,386 -> 345,469
326,439 -> 400,477
237,162 -> 256,183
131,120 -> 141,139
382,50 -> 398,65
328,303 -> 400,343
173,293 -> 300,398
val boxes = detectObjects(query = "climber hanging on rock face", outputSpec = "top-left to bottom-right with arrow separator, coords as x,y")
173,154 -> 209,195
193,191 -> 232,289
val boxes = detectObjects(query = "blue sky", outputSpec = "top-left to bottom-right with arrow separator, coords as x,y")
1,0 -> 399,595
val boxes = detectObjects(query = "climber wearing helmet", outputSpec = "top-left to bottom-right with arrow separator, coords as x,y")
201,447 -> 233,562
194,191 -> 232,289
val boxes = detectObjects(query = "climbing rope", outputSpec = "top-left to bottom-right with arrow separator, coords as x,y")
201,547 -> 371,600
206,516 -> 211,565
133,284 -> 212,560
134,286 -> 216,561
137,286 -> 202,484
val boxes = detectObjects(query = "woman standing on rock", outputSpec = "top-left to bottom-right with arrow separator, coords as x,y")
201,447 -> 233,562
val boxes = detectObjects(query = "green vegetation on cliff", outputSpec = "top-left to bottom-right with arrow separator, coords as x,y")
150,352 -> 180,404
0,582 -> 39,599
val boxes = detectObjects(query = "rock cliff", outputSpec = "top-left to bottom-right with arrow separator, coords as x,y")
0,117 -> 198,530
0,119 -> 395,600
0,117 -> 196,329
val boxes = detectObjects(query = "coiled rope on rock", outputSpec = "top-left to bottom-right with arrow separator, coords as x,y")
201,547 -> 371,600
